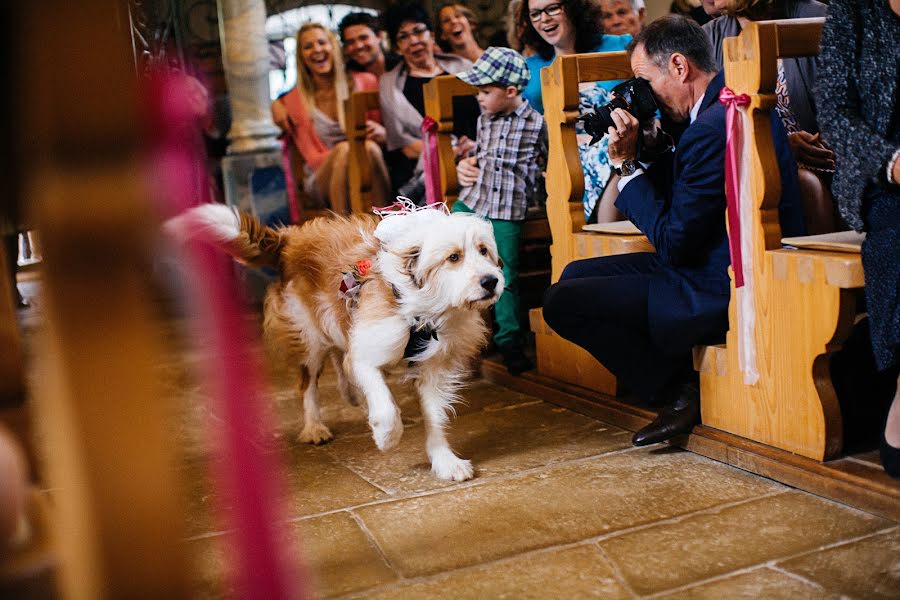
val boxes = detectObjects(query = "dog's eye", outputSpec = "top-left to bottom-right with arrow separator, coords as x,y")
479,247 -> 488,256
448,253 -> 460,262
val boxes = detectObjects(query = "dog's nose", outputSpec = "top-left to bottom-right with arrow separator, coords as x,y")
480,275 -> 499,293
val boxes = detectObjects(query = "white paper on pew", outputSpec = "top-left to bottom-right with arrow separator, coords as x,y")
581,221 -> 642,235
781,230 -> 865,253
736,107 -> 759,386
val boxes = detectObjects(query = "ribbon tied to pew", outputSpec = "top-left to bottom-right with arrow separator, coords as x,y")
719,86 -> 759,385
421,116 -> 443,206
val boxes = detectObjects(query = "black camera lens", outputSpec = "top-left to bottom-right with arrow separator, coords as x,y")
580,77 -> 658,145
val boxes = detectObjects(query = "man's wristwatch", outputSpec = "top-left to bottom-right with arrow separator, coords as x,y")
615,159 -> 639,177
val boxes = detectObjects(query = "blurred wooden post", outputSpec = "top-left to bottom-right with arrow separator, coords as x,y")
21,1 -> 190,597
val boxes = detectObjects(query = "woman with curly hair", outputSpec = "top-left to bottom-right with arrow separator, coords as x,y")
518,0 -> 632,222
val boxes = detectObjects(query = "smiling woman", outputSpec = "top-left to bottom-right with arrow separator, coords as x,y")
271,22 -> 390,214
435,3 -> 484,63
378,1 -> 480,197
518,0 -> 633,222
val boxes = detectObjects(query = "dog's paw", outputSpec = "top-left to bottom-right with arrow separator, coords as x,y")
431,452 -> 474,482
299,422 -> 334,445
369,409 -> 403,451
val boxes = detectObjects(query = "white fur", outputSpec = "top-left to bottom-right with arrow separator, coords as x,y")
170,205 -> 503,481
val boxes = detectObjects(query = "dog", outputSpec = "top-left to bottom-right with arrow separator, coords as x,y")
165,203 -> 504,481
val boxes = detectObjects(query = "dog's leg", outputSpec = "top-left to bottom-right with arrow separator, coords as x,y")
350,358 -> 403,451
330,351 -> 361,407
416,368 -> 474,482
297,358 -> 333,445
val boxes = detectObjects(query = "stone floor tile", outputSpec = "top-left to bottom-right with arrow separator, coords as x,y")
599,491 -> 890,596
182,444 -> 386,536
190,512 -> 398,599
362,544 -> 629,600
776,527 -> 900,600
355,448 -> 780,577
655,568 -> 836,599
324,401 -> 632,494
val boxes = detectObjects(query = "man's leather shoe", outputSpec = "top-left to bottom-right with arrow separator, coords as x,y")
632,381 -> 700,446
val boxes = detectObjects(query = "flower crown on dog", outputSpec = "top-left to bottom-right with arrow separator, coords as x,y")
372,196 -> 449,219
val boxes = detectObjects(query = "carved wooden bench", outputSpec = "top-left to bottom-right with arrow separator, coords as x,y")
530,52 -> 653,396
423,74 -> 553,314
694,18 -> 863,461
345,89 -> 381,213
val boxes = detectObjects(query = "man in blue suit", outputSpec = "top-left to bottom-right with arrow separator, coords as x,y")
542,16 -> 806,446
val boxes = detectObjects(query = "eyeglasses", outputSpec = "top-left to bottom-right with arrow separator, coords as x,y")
528,3 -> 563,22
396,24 -> 430,44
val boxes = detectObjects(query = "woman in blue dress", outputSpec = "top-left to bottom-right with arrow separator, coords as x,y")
518,0 -> 631,222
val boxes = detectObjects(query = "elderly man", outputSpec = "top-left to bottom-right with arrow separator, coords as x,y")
542,16 -> 807,446
338,12 -> 402,78
599,0 -> 645,37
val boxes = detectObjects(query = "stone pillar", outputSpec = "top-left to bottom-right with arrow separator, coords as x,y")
217,0 -> 280,154
217,0 -> 286,300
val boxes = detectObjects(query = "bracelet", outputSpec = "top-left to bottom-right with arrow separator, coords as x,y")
887,147 -> 900,185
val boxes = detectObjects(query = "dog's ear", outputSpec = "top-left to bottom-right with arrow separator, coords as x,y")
403,246 -> 423,287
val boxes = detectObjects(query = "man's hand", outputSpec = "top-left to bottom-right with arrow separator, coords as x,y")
365,120 -> 386,145
788,131 -> 835,171
457,156 -> 480,187
454,135 -> 475,161
402,140 -> 423,159
271,98 -> 292,132
607,108 -> 640,167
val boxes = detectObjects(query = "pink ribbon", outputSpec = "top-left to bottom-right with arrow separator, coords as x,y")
281,135 -> 301,224
719,87 -> 751,288
421,116 -> 443,206
150,71 -> 305,599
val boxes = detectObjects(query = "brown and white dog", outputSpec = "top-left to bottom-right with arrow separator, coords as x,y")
166,204 -> 504,481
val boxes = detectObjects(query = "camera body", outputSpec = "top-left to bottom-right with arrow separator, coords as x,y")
580,77 -> 659,145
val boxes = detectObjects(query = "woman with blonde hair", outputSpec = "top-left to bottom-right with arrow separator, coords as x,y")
272,22 -> 390,214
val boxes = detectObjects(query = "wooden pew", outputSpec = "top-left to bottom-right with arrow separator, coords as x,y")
529,52 -> 654,396
694,18 -> 863,461
422,75 -> 478,208
423,74 -> 553,321
345,90 -> 380,213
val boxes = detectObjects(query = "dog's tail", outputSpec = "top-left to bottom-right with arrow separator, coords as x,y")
163,203 -> 285,268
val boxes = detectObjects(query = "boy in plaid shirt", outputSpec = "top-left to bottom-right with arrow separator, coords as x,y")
454,47 -> 547,375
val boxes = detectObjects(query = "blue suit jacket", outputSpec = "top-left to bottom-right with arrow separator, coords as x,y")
615,71 -> 806,351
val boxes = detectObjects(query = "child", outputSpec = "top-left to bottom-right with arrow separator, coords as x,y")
454,47 -> 547,375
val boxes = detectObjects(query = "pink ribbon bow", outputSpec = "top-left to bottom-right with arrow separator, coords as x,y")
421,116 -> 443,206
719,86 -> 751,288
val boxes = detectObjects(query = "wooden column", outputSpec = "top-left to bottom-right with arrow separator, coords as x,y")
21,2 -> 191,597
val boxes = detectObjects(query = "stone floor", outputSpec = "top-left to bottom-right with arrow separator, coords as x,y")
12,275 -> 899,599
167,352 -> 899,599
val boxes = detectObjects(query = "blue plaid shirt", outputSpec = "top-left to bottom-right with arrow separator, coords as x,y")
459,100 -> 547,221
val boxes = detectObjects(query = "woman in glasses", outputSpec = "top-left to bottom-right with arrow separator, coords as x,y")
379,1 -> 480,197
518,0 -> 632,223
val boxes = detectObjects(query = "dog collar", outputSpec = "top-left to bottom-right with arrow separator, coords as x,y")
404,323 -> 438,359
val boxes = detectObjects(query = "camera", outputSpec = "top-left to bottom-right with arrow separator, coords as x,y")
580,77 -> 659,145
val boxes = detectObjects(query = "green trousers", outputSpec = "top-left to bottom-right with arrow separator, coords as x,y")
451,201 -> 522,347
